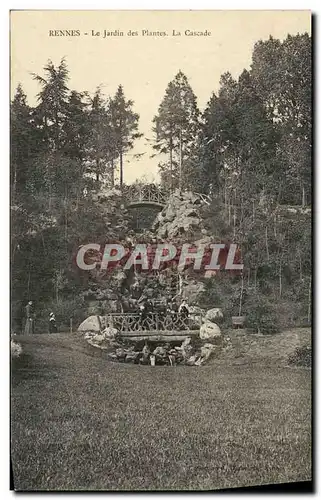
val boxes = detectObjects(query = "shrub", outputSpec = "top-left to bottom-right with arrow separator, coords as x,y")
288,345 -> 311,367
244,294 -> 280,334
11,339 -> 22,358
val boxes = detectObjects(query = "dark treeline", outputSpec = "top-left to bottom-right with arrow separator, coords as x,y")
11,33 -> 311,333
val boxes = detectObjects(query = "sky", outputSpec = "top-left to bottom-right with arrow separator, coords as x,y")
10,10 -> 311,184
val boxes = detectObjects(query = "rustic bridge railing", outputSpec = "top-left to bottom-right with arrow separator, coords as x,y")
123,185 -> 167,207
122,185 -> 212,209
103,312 -> 202,334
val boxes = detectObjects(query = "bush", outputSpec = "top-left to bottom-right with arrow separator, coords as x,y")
244,294 -> 280,334
288,345 -> 311,367
11,339 -> 22,358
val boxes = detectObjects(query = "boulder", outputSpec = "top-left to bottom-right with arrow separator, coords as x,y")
185,355 -> 197,366
84,331 -> 95,340
205,308 -> 224,323
200,343 -> 218,362
125,352 -> 141,363
78,315 -> 101,332
107,353 -> 118,361
181,337 -> 191,348
153,346 -> 167,356
102,326 -> 118,340
200,321 -> 222,343
91,333 -> 105,343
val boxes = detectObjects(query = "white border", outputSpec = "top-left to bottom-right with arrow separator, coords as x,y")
2,2 -> 318,499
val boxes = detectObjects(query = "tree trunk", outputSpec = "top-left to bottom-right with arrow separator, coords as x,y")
233,207 -> 236,238
169,139 -> 173,192
265,226 -> 269,261
279,261 -> 282,297
64,184 -> 68,252
120,150 -> 123,187
302,184 -> 306,207
56,278 -> 59,304
12,165 -> 17,201
54,109 -> 59,151
239,272 -> 244,316
111,159 -> 115,187
308,275 -> 312,324
178,273 -> 183,296
48,183 -> 52,211
27,267 -> 31,299
96,158 -> 100,183
254,267 -> 257,290
299,253 -> 302,281
179,128 -> 182,191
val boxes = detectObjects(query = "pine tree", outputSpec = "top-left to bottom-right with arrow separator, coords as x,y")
86,88 -> 116,185
199,72 -> 238,196
110,85 -> 142,187
152,71 -> 200,191
32,58 -> 70,151
11,84 -> 42,198
64,90 -> 89,161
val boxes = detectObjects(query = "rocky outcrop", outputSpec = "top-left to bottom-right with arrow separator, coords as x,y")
152,190 -> 209,240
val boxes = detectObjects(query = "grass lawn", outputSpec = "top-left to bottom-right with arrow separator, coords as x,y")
11,333 -> 311,491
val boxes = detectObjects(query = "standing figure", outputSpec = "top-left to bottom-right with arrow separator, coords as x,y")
49,312 -> 57,334
178,300 -> 189,330
24,301 -> 34,335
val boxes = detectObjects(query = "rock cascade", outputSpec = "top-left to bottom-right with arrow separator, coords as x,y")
152,190 -> 210,240
82,307 -> 230,366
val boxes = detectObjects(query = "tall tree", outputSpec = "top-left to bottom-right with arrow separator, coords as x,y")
110,85 -> 142,187
199,72 -> 238,196
152,71 -> 200,191
63,90 -> 89,161
32,58 -> 70,151
10,85 -> 42,198
251,33 -> 311,205
86,88 -> 116,185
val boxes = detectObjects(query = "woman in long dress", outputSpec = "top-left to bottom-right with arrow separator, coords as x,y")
24,301 -> 34,335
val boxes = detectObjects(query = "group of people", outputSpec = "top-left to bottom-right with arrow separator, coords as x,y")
22,297 -> 190,334
23,301 -> 57,334
137,298 -> 190,330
